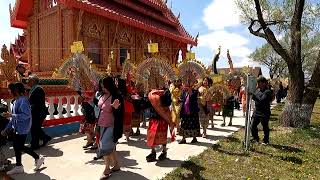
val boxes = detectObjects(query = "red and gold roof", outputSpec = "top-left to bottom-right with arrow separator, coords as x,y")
10,0 -> 196,45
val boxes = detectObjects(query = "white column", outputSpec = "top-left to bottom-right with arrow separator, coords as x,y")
74,95 -> 79,116
66,96 -> 72,117
48,97 -> 55,119
57,96 -> 64,118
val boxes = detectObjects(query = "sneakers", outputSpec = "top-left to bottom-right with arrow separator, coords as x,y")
261,142 -> 269,145
7,166 -> 24,175
34,156 -> 45,171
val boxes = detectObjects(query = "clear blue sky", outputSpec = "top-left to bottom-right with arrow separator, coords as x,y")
0,0 -> 268,76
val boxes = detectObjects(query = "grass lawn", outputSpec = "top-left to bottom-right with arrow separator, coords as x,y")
164,100 -> 320,180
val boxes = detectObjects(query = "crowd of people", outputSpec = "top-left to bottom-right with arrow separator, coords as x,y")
0,65 -> 274,179
75,73 -> 256,179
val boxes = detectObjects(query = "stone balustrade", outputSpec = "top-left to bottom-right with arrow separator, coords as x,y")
0,86 -> 84,127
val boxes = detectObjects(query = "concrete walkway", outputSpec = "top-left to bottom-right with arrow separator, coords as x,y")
1,110 -> 246,180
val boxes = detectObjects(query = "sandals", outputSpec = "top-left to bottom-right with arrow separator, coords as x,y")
90,144 -> 98,150
93,156 -> 103,160
191,138 -> 198,144
179,139 -> 186,144
100,173 -> 111,180
158,152 -> 167,161
146,152 -> 156,162
83,142 -> 94,148
134,129 -> 141,136
111,167 -> 121,173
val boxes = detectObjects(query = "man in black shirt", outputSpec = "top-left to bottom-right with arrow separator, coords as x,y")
251,76 -> 272,145
27,74 -> 51,149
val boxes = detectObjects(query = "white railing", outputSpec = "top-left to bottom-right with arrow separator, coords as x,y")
3,95 -> 83,121
46,95 -> 83,120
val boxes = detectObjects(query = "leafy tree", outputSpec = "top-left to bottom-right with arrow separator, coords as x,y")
249,43 -> 288,79
250,32 -> 320,79
236,0 -> 320,127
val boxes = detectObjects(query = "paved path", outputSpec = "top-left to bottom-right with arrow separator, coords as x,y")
1,110 -> 246,180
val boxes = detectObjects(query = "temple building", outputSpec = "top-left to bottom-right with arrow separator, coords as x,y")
9,0 -> 196,76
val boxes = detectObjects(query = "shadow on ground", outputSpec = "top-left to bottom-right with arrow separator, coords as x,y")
178,160 -> 206,180
211,144 -> 248,157
1,169 -> 53,180
253,149 -> 303,165
111,170 -> 149,180
269,144 -> 304,153
155,158 -> 183,167
85,150 -> 139,169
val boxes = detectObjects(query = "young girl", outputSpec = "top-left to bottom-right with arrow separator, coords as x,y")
97,77 -> 123,179
198,77 -> 211,138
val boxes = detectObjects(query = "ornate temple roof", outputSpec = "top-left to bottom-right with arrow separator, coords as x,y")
10,0 -> 196,45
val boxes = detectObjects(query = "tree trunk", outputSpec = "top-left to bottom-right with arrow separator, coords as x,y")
280,60 -> 307,127
280,51 -> 320,128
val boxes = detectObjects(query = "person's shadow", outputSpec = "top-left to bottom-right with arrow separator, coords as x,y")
1,169 -> 53,180
110,170 -> 149,180
85,150 -> 139,169
36,145 -> 64,157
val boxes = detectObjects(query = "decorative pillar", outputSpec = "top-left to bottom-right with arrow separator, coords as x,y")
57,96 -> 64,118
66,96 -> 72,117
48,97 -> 55,119
74,95 -> 79,116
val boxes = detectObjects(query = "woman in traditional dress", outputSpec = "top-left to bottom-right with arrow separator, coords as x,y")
79,90 -> 96,149
146,88 -> 173,162
222,82 -> 235,126
198,77 -> 211,138
118,78 -> 134,141
170,79 -> 182,133
130,81 -> 144,136
179,80 -> 201,144
239,85 -> 247,117
97,77 -> 123,179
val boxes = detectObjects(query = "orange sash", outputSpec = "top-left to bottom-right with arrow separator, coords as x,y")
148,90 -> 172,124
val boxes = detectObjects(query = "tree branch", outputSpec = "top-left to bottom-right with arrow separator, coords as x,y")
303,50 -> 320,104
253,0 -> 292,63
248,19 -> 267,38
291,0 -> 305,62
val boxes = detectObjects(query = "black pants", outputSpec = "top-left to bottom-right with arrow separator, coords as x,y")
30,118 -> 51,149
251,115 -> 270,143
13,134 -> 39,166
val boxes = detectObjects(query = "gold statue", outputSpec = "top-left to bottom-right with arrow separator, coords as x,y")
0,45 -> 18,83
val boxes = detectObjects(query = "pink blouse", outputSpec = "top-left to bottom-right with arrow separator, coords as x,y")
98,94 -> 114,127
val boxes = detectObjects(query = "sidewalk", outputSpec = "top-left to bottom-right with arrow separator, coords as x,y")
1,110 -> 247,180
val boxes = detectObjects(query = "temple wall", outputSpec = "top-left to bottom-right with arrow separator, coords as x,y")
39,11 -> 59,71
26,2 -> 187,75
79,12 -> 186,73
